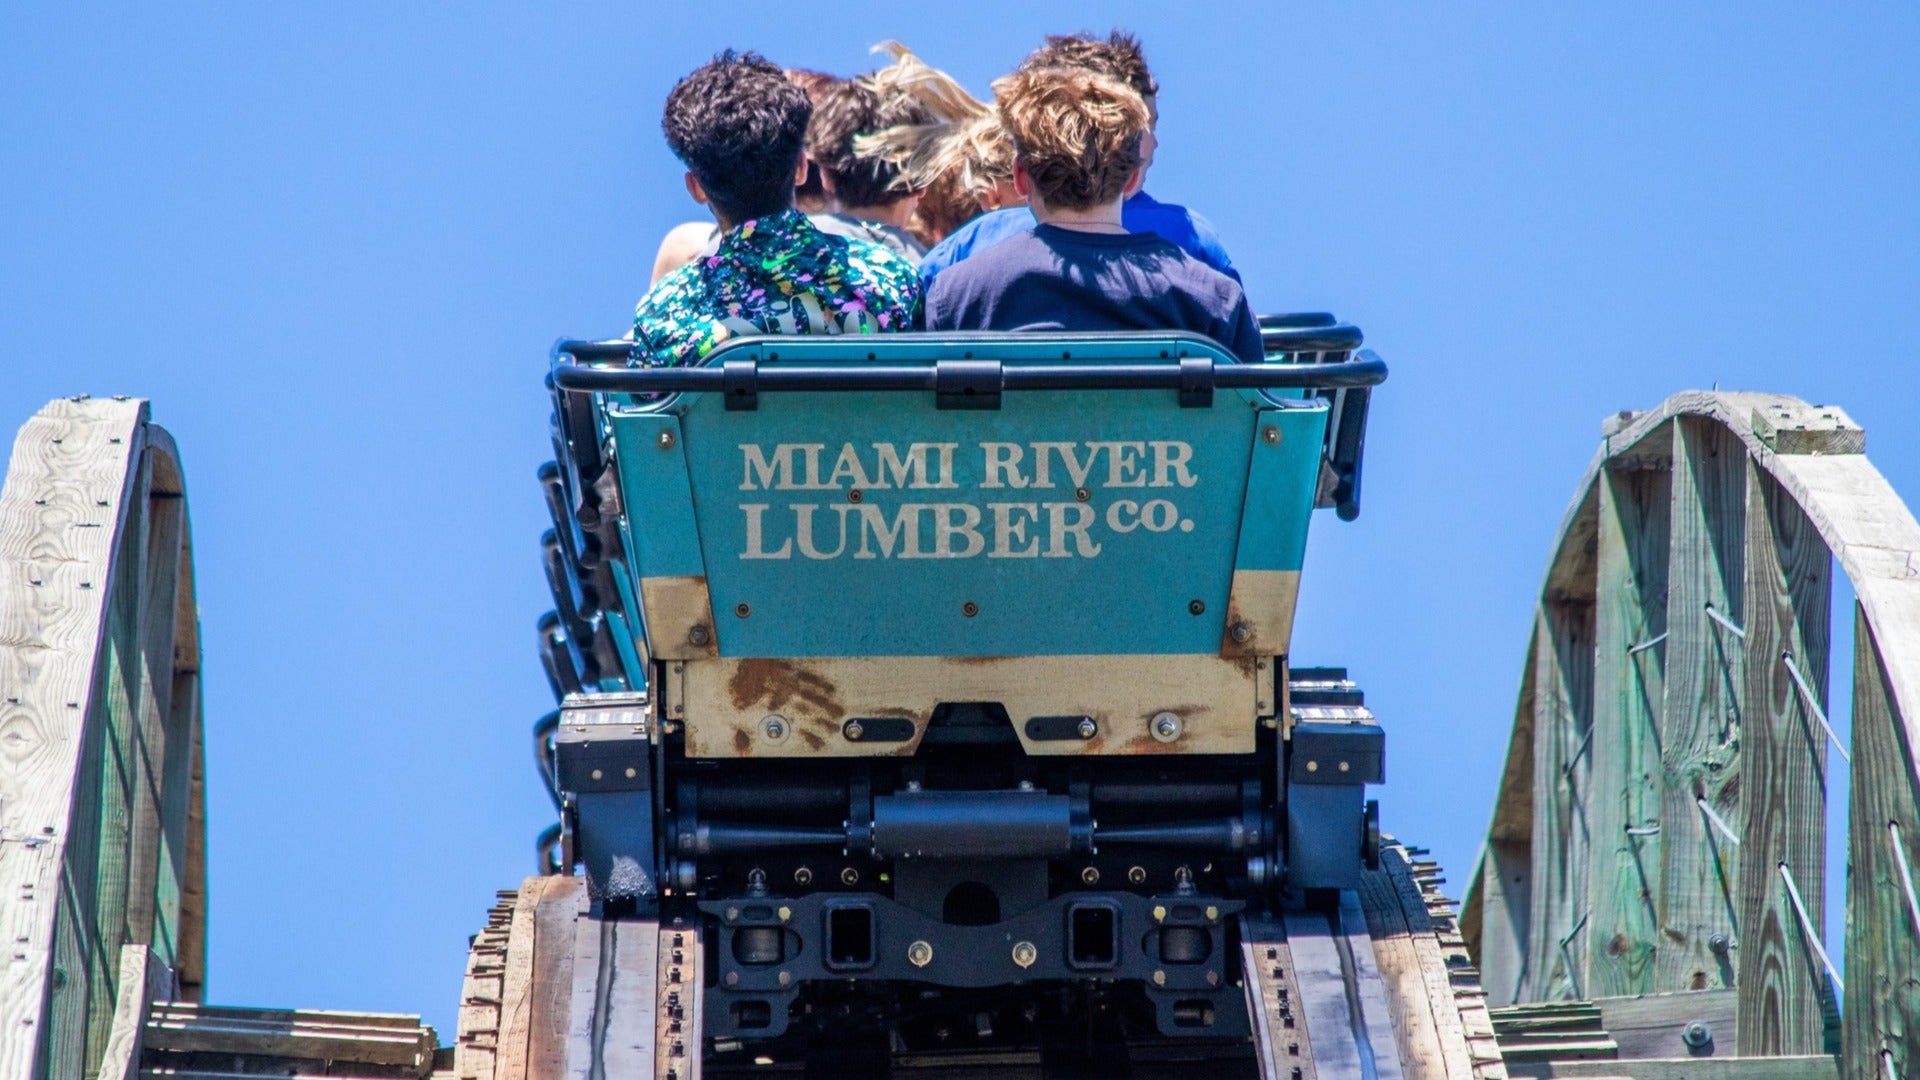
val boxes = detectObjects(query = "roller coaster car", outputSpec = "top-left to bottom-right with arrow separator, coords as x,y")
535,317 -> 1388,1054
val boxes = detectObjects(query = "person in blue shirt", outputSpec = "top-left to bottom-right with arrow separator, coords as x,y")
918,31 -> 1238,287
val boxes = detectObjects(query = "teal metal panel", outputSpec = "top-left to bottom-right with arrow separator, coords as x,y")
1233,403 -> 1331,572
610,413 -> 707,578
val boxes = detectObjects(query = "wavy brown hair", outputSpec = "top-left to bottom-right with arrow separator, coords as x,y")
995,67 -> 1148,212
1016,30 -> 1157,100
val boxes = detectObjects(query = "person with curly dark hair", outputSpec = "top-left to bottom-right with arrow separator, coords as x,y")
805,76 -> 935,262
917,30 -> 1238,289
632,51 -> 921,366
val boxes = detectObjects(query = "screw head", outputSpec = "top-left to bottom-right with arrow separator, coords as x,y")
657,430 -> 675,448
777,906 -> 791,922
1152,970 -> 1166,986
1153,905 -> 1168,922
1682,1020 -> 1712,1049
1082,866 -> 1101,885
841,867 -> 860,886
794,866 -> 813,886
1709,933 -> 1731,955
688,624 -> 711,646
734,602 -> 751,618
1128,865 -> 1148,885
762,715 -> 789,742
1263,425 -> 1281,445
724,971 -> 738,987
1074,486 -> 1091,502
848,488 -> 864,504
908,940 -> 934,968
1151,712 -> 1183,742
1230,622 -> 1252,644
1188,599 -> 1206,615
844,720 -> 865,741
1077,717 -> 1097,739
1011,941 -> 1038,968
725,907 -> 740,923
1206,969 -> 1221,987
961,601 -> 979,618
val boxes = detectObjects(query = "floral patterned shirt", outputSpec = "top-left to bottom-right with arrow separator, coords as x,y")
631,209 -> 922,366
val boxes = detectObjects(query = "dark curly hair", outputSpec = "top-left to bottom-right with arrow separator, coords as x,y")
661,51 -> 813,224
1016,30 -> 1158,100
807,79 -> 935,209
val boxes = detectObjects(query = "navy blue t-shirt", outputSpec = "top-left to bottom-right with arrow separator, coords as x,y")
923,224 -> 1265,364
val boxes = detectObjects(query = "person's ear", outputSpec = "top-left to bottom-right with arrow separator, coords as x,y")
794,157 -> 810,187
684,170 -> 710,206
1011,159 -> 1034,201
1121,163 -> 1146,198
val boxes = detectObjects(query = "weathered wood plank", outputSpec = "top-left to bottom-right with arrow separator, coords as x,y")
1655,415 -> 1746,996
1506,1055 -> 1838,1079
1528,601 -> 1596,1001
1736,464 -> 1832,1056
1591,988 -> 1735,1060
494,877 -> 548,1080
0,398 -> 148,1080
1362,860 -> 1451,1078
1587,460 -> 1672,997
526,876 -> 585,1080
1842,610 -> 1920,1079
95,944 -> 155,1080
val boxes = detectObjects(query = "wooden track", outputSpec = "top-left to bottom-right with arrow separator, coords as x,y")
0,398 -> 207,1080
1461,391 -> 1920,1076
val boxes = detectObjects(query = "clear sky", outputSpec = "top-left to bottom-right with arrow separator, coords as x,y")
3,3 -> 1916,1036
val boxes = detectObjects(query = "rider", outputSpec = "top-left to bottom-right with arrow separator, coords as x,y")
923,65 -> 1262,364
631,51 -> 921,366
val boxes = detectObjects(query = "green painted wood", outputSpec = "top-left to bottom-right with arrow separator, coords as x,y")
1587,460 -> 1672,996
1736,463 -> 1833,1056
1842,610 -> 1920,1078
1529,601 -> 1598,1001
1656,415 -> 1747,995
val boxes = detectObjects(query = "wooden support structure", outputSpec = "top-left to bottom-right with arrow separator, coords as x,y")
1464,391 -> 1920,1075
0,399 -> 206,1080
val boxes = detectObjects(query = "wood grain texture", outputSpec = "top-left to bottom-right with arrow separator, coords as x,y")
0,398 -> 147,1080
94,944 -> 153,1080
1586,462 -> 1672,997
1655,416 -> 1747,997
1735,464 -> 1832,1056
525,876 -> 585,1080
1528,602 -> 1596,1002
494,877 -> 548,1080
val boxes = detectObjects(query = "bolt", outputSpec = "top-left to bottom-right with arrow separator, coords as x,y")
1152,970 -> 1166,986
908,940 -> 934,968
777,971 -> 791,987
734,602 -> 751,618
1017,779 -> 1035,792
794,866 -> 813,886
762,715 -> 789,742
1709,933 -> 1731,955
1011,941 -> 1037,968
1082,867 -> 1100,885
1074,487 -> 1091,502
1305,760 -> 1319,772
847,488 -> 864,504
1077,717 -> 1097,739
1263,426 -> 1281,445
1230,622 -> 1251,644
844,720 -> 864,741
1338,761 -> 1350,772
1206,906 -> 1220,923
1152,712 -> 1183,742
1206,969 -> 1221,987
961,601 -> 979,618
1128,866 -> 1148,885
658,430 -> 675,448
625,767 -> 637,779
1682,1020 -> 1712,1049
1153,905 -> 1168,923
688,624 -> 710,646
724,971 -> 738,987
1188,599 -> 1206,615
841,867 -> 859,886
725,907 -> 740,922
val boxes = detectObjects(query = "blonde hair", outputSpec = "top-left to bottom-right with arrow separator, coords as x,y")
994,66 -> 1148,212
849,43 -> 1016,240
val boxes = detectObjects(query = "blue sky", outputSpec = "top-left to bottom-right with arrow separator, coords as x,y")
3,4 -> 1915,1035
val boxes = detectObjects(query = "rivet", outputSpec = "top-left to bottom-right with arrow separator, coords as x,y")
657,430 -> 675,448
848,488 -> 864,504
1153,970 -> 1166,986
777,906 -> 791,922
1076,717 -> 1097,739
841,867 -> 859,886
725,907 -> 740,922
734,603 -> 751,618
961,601 -> 979,618
762,715 -> 789,742
1263,426 -> 1281,445
794,866 -> 813,886
688,624 -> 711,646
1338,761 -> 1350,772
1188,599 -> 1205,615
1128,866 -> 1148,885
1206,969 -> 1221,987
625,767 -> 637,779
590,769 -> 603,781
1206,906 -> 1220,923
777,970 -> 791,987
908,940 -> 934,967
1153,905 -> 1168,923
1074,487 -> 1090,502
724,971 -> 738,987
1306,760 -> 1319,772
1082,867 -> 1100,885
1011,941 -> 1037,969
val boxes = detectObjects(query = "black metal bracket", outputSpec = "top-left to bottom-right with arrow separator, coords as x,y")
935,358 -> 1003,410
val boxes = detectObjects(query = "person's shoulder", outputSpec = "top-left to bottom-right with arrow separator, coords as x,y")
636,259 -> 705,316
1125,191 -> 1237,276
923,207 -> 1035,274
838,236 -> 921,290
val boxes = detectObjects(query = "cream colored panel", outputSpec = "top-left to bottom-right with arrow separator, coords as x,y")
1221,569 -> 1301,657
679,654 -> 1261,759
640,575 -> 718,660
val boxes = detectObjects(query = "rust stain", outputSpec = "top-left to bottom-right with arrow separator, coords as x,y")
949,655 -> 1012,667
731,728 -> 751,756
725,659 -> 846,721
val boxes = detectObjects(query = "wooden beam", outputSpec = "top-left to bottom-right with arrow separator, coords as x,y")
1506,1056 -> 1838,1079
0,398 -> 149,1080
1528,600 -> 1597,1001
1654,415 -> 1746,996
1586,458 -> 1672,997
1735,463 -> 1833,1056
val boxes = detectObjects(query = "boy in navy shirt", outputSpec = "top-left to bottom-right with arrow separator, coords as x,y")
924,66 -> 1263,364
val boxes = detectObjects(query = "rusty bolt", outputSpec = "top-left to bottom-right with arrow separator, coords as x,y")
1076,717 -> 1097,739
657,430 -> 675,449
848,488 -> 864,504
688,624 -> 711,646
1263,426 -> 1281,445
908,940 -> 934,968
1082,866 -> 1100,885
1188,599 -> 1205,615
734,602 -> 751,618
1230,622 -> 1252,644
1011,941 -> 1038,969
961,601 -> 979,618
